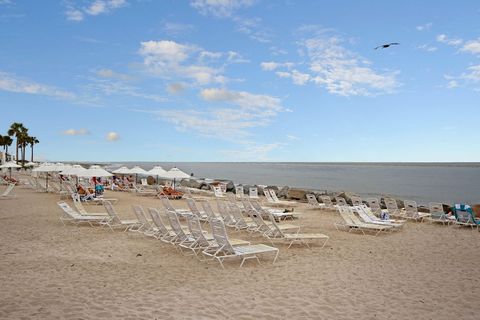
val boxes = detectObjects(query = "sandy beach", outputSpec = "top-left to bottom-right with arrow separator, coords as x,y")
0,184 -> 478,320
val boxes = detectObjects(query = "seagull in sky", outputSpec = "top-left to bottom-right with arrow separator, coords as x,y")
374,42 -> 400,50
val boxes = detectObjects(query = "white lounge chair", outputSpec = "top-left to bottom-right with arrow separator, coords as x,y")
147,207 -> 177,243
350,196 -> 363,206
366,198 -> 383,216
249,187 -> 259,199
102,201 -> 141,232
213,185 -> 225,198
186,198 -> 209,221
207,218 -> 279,269
57,201 -> 109,226
306,194 -> 325,209
404,200 -> 430,221
0,183 -> 16,199
267,212 -> 329,248
319,195 -> 335,210
335,197 -> 348,207
384,198 -> 402,217
354,206 -> 403,230
235,185 -> 244,199
426,202 -> 453,225
334,206 -> 392,236
71,194 -> 108,216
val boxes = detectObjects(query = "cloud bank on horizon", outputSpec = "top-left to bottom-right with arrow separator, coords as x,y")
0,0 -> 479,162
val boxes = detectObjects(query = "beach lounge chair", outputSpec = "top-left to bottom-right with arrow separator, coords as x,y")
57,201 -> 109,226
250,199 -> 300,220
71,194 -> 108,216
102,201 -> 141,232
404,200 -> 430,221
0,183 -> 16,199
186,198 -> 209,221
359,204 -> 406,224
452,204 -> 480,230
384,198 -> 402,217
319,195 -> 335,210
227,202 -> 257,231
334,206 -> 392,236
165,210 -> 196,250
354,206 -> 403,229
133,185 -> 157,197
269,189 -> 297,206
335,197 -> 348,207
366,198 -> 383,216
200,201 -> 220,222
159,195 -> 191,217
249,208 -> 300,236
235,185 -> 244,199
216,199 -> 237,227
306,194 -> 325,209
249,187 -> 259,199
266,212 -> 329,248
213,185 -> 225,198
426,202 -> 453,225
207,218 -> 279,269
132,205 -> 154,234
147,208 -> 177,243
351,196 -> 363,206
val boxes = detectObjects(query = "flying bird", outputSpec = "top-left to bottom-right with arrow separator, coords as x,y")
375,42 -> 400,50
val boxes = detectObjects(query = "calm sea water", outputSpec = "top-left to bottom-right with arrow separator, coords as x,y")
106,162 -> 480,205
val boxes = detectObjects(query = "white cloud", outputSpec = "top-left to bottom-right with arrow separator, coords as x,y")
260,61 -> 294,71
275,70 -> 311,85
417,44 -> 437,52
436,34 -> 463,46
416,23 -> 432,31
444,65 -> 480,89
88,77 -> 166,102
190,0 -> 255,17
0,0 -> 12,4
63,128 -> 90,136
106,132 -> 120,141
286,134 -> 299,141
0,71 -> 75,99
96,68 -> 132,81
460,38 -> 480,55
138,40 -> 230,85
150,88 -> 286,140
65,0 -> 127,21
264,31 -> 398,96
162,22 -> 195,36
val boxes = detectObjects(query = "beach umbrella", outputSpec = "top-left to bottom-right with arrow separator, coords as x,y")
148,166 -> 167,185
61,164 -> 87,185
112,166 -> 130,174
32,163 -> 65,189
128,166 -> 147,184
78,165 -> 113,194
24,162 -> 37,167
0,161 -> 21,178
163,167 -> 190,189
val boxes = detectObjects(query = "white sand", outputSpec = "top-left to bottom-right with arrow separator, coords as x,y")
0,185 -> 479,319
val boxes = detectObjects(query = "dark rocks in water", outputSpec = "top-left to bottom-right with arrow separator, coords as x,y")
225,181 -> 235,192
418,205 -> 430,213
180,179 -> 202,189
200,183 -> 210,190
337,192 -> 361,206
266,185 -> 279,192
277,186 -> 289,199
243,185 -> 253,194
286,188 -> 307,200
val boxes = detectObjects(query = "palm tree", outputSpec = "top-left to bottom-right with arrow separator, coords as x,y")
7,122 -> 28,164
28,136 -> 39,162
17,131 -> 30,165
2,136 -> 13,156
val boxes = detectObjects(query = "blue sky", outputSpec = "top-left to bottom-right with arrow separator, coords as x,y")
0,0 -> 479,162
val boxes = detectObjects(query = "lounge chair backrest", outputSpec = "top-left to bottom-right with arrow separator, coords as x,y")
1,183 -> 15,197
250,200 -> 267,215
338,206 -> 355,225
186,214 -> 209,247
186,198 -> 202,219
320,195 -> 333,208
306,194 -> 319,206
355,206 -> 374,223
269,189 -> 280,202
219,183 -> 227,193
249,208 -> 269,231
351,196 -> 362,206
335,197 -> 347,207
141,178 -> 147,186
454,208 -> 473,224
213,185 -> 223,198
429,202 -> 445,219
404,200 -> 418,218
367,198 -> 381,214
103,201 -> 121,223
249,187 -> 258,199
267,212 -> 285,237
132,205 -> 148,224
210,218 -> 235,254
384,198 -> 399,214
72,194 -> 88,215
147,208 -> 170,235
159,195 -> 175,212
235,186 -> 244,199
201,201 -> 217,221
263,188 -> 274,202
57,201 -> 78,218
343,206 -> 364,225
165,210 -> 188,241
217,199 -> 234,224
241,199 -> 253,212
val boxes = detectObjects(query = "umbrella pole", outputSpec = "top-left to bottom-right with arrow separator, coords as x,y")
9,168 -> 12,179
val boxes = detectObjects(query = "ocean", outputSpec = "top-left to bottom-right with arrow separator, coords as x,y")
106,162 -> 480,205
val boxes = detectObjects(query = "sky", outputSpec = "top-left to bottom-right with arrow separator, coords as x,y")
0,0 -> 479,162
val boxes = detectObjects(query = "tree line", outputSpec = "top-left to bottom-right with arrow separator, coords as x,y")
0,122 -> 39,165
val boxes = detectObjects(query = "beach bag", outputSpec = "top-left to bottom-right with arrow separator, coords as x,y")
380,211 -> 390,220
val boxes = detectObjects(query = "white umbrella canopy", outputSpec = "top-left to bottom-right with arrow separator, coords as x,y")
0,161 -> 21,178
61,164 -> 87,176
79,165 -> 113,178
163,167 -> 190,189
129,166 -> 147,175
24,162 -> 37,167
0,161 -> 21,169
31,163 -> 67,189
112,166 -> 130,174
148,166 -> 167,185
